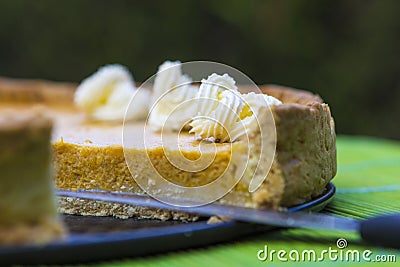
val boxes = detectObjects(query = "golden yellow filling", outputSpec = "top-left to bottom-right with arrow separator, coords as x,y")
239,104 -> 253,120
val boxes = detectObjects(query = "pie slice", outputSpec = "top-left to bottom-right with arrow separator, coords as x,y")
0,108 -> 65,245
0,77 -> 336,221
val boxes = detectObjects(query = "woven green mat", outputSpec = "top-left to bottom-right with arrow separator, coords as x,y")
100,136 -> 400,267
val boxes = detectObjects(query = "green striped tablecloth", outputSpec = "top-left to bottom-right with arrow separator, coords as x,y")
101,136 -> 400,267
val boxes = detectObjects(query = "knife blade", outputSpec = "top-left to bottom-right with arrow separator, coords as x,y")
56,189 -> 400,248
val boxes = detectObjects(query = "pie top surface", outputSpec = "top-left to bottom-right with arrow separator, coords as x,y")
0,102 -> 232,156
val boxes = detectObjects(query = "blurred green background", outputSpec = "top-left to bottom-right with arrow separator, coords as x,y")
0,0 -> 399,139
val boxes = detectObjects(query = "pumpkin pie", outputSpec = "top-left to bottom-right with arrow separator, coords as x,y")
0,75 -> 336,220
0,108 -> 65,245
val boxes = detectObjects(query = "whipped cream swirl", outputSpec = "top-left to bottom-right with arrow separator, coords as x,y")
148,61 -> 198,131
190,74 -> 282,142
74,64 -> 150,121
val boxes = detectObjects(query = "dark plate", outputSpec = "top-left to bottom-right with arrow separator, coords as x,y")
0,182 -> 335,265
